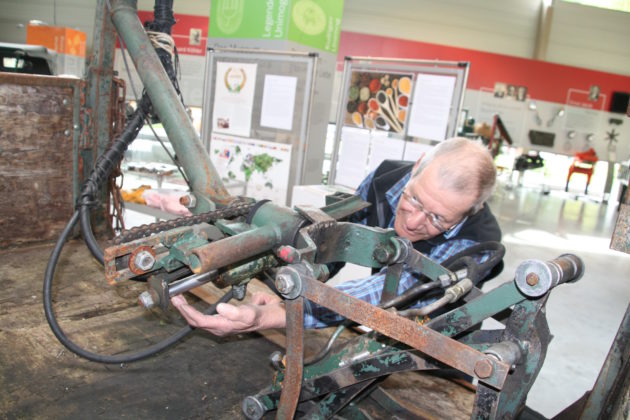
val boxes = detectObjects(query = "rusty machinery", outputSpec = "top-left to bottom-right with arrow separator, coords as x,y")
43,1 -> 586,419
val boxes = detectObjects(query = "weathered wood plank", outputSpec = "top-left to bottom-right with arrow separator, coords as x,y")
0,74 -> 80,248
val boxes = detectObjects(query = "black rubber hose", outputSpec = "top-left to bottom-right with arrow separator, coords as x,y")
380,280 -> 441,310
152,0 -> 175,33
440,241 -> 505,284
43,214 -> 233,364
78,97 -> 150,263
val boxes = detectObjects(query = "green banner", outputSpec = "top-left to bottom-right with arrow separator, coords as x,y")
288,0 -> 343,53
209,0 -> 343,52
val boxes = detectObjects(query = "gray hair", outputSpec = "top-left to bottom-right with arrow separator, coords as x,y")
412,137 -> 496,213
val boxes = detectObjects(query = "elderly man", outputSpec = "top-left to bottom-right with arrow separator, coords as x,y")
172,137 -> 501,334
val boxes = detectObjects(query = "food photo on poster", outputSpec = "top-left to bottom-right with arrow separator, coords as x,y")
344,71 -> 413,134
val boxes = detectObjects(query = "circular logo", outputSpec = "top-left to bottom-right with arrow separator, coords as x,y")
224,67 -> 247,93
292,0 -> 327,36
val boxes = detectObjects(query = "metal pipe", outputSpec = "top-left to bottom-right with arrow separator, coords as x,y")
397,295 -> 451,318
109,0 -> 231,211
190,225 -> 281,274
168,270 -> 218,296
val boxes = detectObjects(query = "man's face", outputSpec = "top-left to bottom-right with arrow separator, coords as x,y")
394,163 -> 476,242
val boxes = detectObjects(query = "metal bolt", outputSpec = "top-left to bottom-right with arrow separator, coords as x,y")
232,284 -> 246,300
134,250 -> 155,271
526,273 -> 539,286
373,246 -> 391,264
474,359 -> 494,379
64,129 -> 71,136
275,274 -> 295,294
242,396 -> 265,420
179,193 -> 197,208
62,98 -> 69,105
138,291 -> 155,309
269,351 -> 284,370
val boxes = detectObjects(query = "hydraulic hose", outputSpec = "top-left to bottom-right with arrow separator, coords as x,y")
43,210 -> 233,363
78,96 -> 150,263
43,1 -> 215,364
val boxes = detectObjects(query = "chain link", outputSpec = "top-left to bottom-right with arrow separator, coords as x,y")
114,199 -> 257,244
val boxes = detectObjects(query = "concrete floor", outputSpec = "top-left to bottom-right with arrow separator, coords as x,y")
486,185 -> 630,418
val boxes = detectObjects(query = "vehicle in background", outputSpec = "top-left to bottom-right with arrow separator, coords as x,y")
0,42 -> 55,75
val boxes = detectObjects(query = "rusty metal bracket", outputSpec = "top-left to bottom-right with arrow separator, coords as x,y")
295,277 -> 511,389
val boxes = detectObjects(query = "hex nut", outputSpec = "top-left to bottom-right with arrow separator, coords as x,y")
474,359 -> 494,379
134,250 -> 155,271
138,291 -> 155,309
373,246 -> 391,264
275,274 -> 295,294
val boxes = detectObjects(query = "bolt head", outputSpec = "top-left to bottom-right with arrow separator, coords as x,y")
138,291 -> 155,309
179,193 -> 196,208
474,359 -> 494,379
275,274 -> 294,294
269,351 -> 284,369
526,272 -> 539,286
242,396 -> 265,419
373,246 -> 390,264
134,250 -> 155,271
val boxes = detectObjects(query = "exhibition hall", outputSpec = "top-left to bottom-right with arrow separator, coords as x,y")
1,1 -> 629,418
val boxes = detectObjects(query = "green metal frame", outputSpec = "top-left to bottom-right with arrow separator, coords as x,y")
108,0 -> 230,211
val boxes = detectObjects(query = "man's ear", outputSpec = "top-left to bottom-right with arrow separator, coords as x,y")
412,152 -> 425,173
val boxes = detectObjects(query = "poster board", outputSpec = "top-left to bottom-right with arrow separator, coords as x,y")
330,57 -> 468,188
201,48 -> 317,205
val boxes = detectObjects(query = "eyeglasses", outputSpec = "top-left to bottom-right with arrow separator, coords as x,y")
400,188 -> 449,232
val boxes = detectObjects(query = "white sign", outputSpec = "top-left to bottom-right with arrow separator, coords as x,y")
260,74 -> 298,130
212,61 -> 258,137
210,133 -> 292,204
407,73 -> 456,141
335,128 -> 371,188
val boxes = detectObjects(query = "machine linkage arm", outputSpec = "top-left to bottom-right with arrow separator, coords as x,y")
252,253 -> 584,419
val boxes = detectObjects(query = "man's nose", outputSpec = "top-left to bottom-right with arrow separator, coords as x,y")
406,209 -> 427,229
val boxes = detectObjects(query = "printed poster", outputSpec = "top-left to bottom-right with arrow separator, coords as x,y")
407,73 -> 456,141
212,61 -> 258,137
344,70 -> 414,134
210,133 -> 291,204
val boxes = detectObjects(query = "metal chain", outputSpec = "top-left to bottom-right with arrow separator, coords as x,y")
115,199 -> 257,244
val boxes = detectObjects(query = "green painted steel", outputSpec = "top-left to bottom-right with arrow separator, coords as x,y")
250,202 -> 306,244
311,222 -> 397,268
82,0 -> 118,230
109,0 -> 230,211
216,255 -> 278,287
430,281 -> 526,337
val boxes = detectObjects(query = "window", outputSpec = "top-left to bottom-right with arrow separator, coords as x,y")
561,0 -> 630,13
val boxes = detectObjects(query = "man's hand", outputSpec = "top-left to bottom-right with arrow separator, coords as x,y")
171,292 -> 287,336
